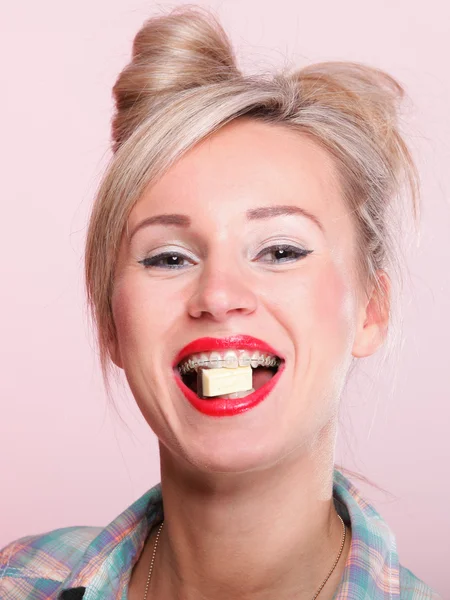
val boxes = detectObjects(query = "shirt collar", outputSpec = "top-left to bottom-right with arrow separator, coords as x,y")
58,468 -> 400,599
332,469 -> 400,599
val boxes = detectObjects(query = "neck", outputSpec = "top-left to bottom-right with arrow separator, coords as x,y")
150,421 -> 350,600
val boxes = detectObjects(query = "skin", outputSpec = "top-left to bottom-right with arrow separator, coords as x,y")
110,118 -> 389,599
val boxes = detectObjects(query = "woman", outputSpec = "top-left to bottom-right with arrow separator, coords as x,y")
0,6 -> 441,600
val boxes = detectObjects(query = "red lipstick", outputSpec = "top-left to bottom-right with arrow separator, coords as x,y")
174,362 -> 285,417
172,335 -> 285,417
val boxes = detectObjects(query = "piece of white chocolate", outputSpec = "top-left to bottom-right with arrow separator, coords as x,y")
200,366 -> 253,397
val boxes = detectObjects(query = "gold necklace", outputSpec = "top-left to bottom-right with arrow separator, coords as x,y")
143,516 -> 346,600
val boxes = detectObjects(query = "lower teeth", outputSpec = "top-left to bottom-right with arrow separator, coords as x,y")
205,388 -> 255,400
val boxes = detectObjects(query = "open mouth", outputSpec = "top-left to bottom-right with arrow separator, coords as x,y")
172,339 -> 285,416
174,355 -> 285,417
180,363 -> 280,398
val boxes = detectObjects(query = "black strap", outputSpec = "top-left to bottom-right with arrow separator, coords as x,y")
59,587 -> 86,599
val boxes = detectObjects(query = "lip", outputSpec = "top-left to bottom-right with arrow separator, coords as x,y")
173,360 -> 286,417
172,335 -> 284,367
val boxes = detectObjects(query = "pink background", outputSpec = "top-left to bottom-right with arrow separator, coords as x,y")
1,1 -> 449,597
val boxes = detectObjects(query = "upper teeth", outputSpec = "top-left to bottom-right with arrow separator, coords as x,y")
178,350 -> 281,375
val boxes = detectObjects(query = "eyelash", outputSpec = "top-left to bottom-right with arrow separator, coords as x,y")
138,244 -> 313,270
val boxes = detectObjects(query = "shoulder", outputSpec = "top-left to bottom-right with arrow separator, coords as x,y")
400,564 -> 442,599
0,526 -> 101,598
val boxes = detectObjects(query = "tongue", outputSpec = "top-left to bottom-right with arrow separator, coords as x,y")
252,367 -> 275,390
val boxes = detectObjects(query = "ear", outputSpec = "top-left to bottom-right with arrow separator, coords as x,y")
352,270 -> 391,358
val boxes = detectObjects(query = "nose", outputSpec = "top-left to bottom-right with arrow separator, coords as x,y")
186,257 -> 258,322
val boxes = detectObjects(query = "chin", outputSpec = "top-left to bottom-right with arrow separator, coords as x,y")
176,430 -> 290,475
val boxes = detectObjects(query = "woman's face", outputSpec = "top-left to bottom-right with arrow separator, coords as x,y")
111,119 -> 381,474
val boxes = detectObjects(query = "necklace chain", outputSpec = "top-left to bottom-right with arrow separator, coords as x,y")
143,515 -> 346,600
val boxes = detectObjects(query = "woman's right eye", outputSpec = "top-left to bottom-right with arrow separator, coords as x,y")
138,252 -> 194,270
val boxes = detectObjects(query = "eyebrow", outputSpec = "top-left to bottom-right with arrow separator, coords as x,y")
128,204 -> 324,240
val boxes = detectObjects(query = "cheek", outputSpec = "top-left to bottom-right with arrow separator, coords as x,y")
111,276 -> 161,354
312,262 -> 356,351
295,263 -> 357,407
111,273 -> 187,367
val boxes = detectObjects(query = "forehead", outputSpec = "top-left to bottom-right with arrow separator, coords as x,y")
131,118 -> 348,228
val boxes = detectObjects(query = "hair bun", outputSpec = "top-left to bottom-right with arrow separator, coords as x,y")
112,7 -> 240,150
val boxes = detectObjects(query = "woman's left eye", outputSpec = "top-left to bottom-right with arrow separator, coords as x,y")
138,244 -> 313,270
255,244 -> 313,264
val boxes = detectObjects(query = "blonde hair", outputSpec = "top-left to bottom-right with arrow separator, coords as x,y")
84,7 -> 419,487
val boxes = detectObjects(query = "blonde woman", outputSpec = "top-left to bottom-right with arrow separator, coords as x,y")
0,6 -> 441,600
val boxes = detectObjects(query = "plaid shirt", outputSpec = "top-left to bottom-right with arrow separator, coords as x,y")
0,469 -> 441,599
